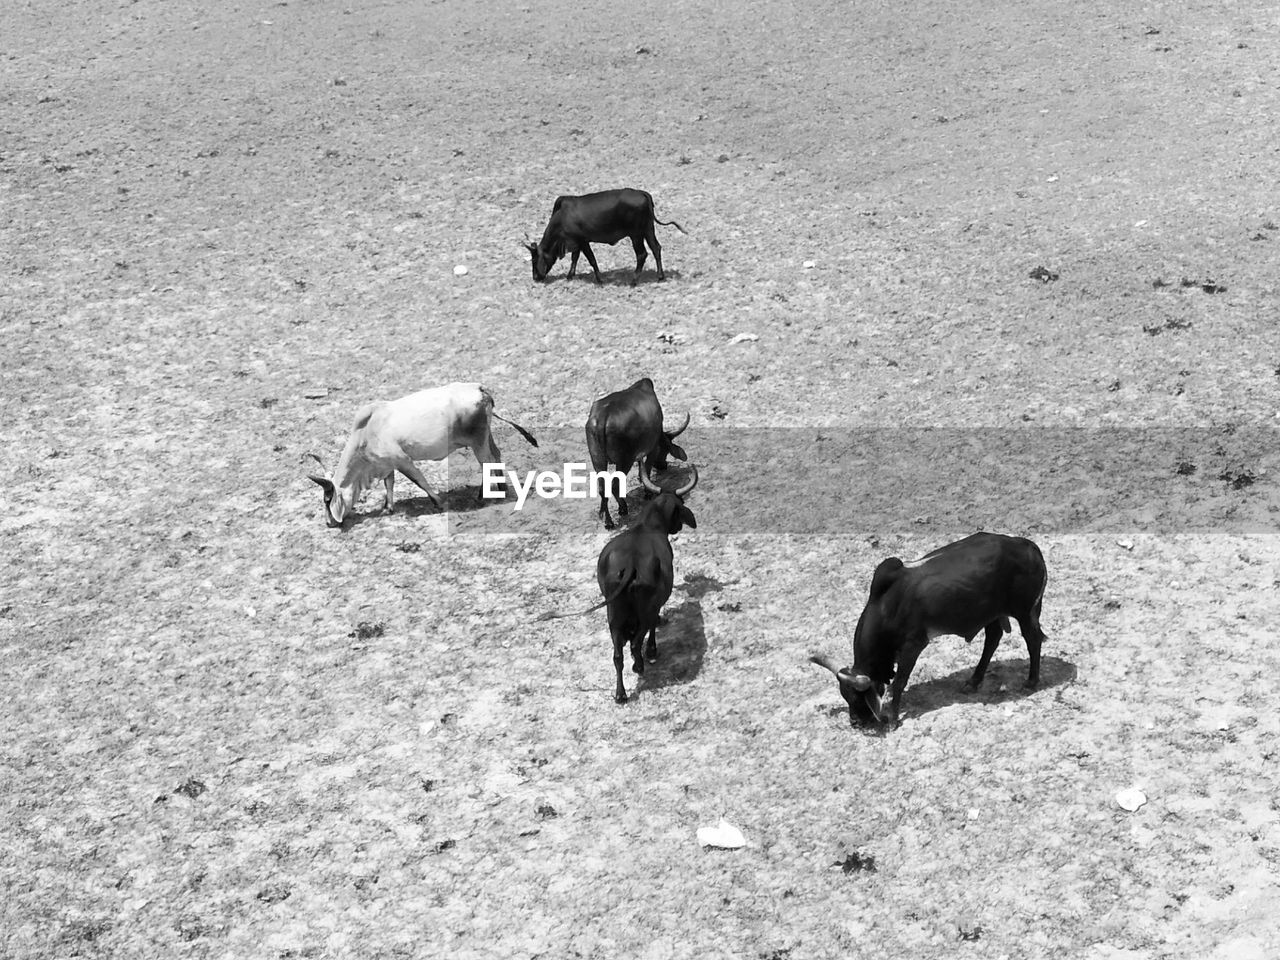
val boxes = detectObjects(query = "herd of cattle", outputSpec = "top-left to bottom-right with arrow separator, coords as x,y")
306,188 -> 1050,727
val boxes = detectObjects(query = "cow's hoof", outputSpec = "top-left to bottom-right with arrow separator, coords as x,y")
1023,678 -> 1040,690
615,692 -> 629,704
962,679 -> 982,693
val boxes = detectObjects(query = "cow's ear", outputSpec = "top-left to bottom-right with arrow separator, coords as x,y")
667,441 -> 687,462
678,505 -> 697,530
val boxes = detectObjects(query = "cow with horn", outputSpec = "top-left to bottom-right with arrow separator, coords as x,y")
540,461 -> 699,703
584,377 -> 690,529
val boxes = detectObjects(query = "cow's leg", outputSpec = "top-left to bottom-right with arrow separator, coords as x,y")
646,226 -> 665,281
396,463 -> 443,511
644,623 -> 658,663
630,625 -> 645,675
579,243 -> 603,284
630,236 -> 647,286
888,636 -> 929,725
966,621 -> 1005,691
567,249 -> 580,279
596,474 -> 617,529
383,473 -> 395,513
608,462 -> 629,519
615,470 -> 629,518
472,434 -> 504,502
611,622 -> 629,703
1019,600 -> 1046,689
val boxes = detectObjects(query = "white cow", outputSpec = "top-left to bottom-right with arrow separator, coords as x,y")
308,383 -> 537,526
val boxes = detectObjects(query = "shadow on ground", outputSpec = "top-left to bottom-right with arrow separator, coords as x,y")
902,654 -> 1078,719
387,486 -> 504,517
636,599 -> 707,696
545,267 -> 683,286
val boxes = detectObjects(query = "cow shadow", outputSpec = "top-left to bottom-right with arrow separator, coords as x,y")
386,485 -> 508,518
635,599 -> 707,696
900,654 -> 1078,720
677,572 -> 732,600
553,267 -> 682,286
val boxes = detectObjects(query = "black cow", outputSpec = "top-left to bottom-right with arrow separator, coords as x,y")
595,465 -> 698,702
525,188 -> 685,285
537,464 -> 697,703
585,377 -> 689,529
811,533 -> 1048,726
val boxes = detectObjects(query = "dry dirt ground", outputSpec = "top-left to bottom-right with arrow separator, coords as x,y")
3,0 -> 1280,957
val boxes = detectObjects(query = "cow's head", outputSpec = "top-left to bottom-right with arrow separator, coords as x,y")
651,411 -> 690,470
307,454 -> 350,527
639,461 -> 698,533
810,655 -> 887,725
525,236 -> 561,282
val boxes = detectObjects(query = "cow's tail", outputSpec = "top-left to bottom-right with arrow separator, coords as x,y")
480,387 -> 538,447
654,212 -> 687,234
493,412 -> 538,448
537,570 -> 636,622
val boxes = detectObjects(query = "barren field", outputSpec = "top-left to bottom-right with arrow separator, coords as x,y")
3,0 -> 1280,957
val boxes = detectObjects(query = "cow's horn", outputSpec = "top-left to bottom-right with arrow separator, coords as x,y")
834,667 -> 872,692
674,464 -> 698,498
306,452 -> 329,475
666,411 -> 690,438
810,654 -> 841,675
640,459 -> 663,494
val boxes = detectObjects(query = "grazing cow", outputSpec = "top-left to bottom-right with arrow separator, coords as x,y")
811,533 -> 1047,726
525,188 -> 685,285
539,463 -> 698,703
585,377 -> 689,529
307,383 -> 537,527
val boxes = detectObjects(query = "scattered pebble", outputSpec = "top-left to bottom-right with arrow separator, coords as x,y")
834,851 -> 876,873
1116,788 -> 1147,812
454,264 -> 468,276
727,332 -> 759,345
697,818 -> 746,849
